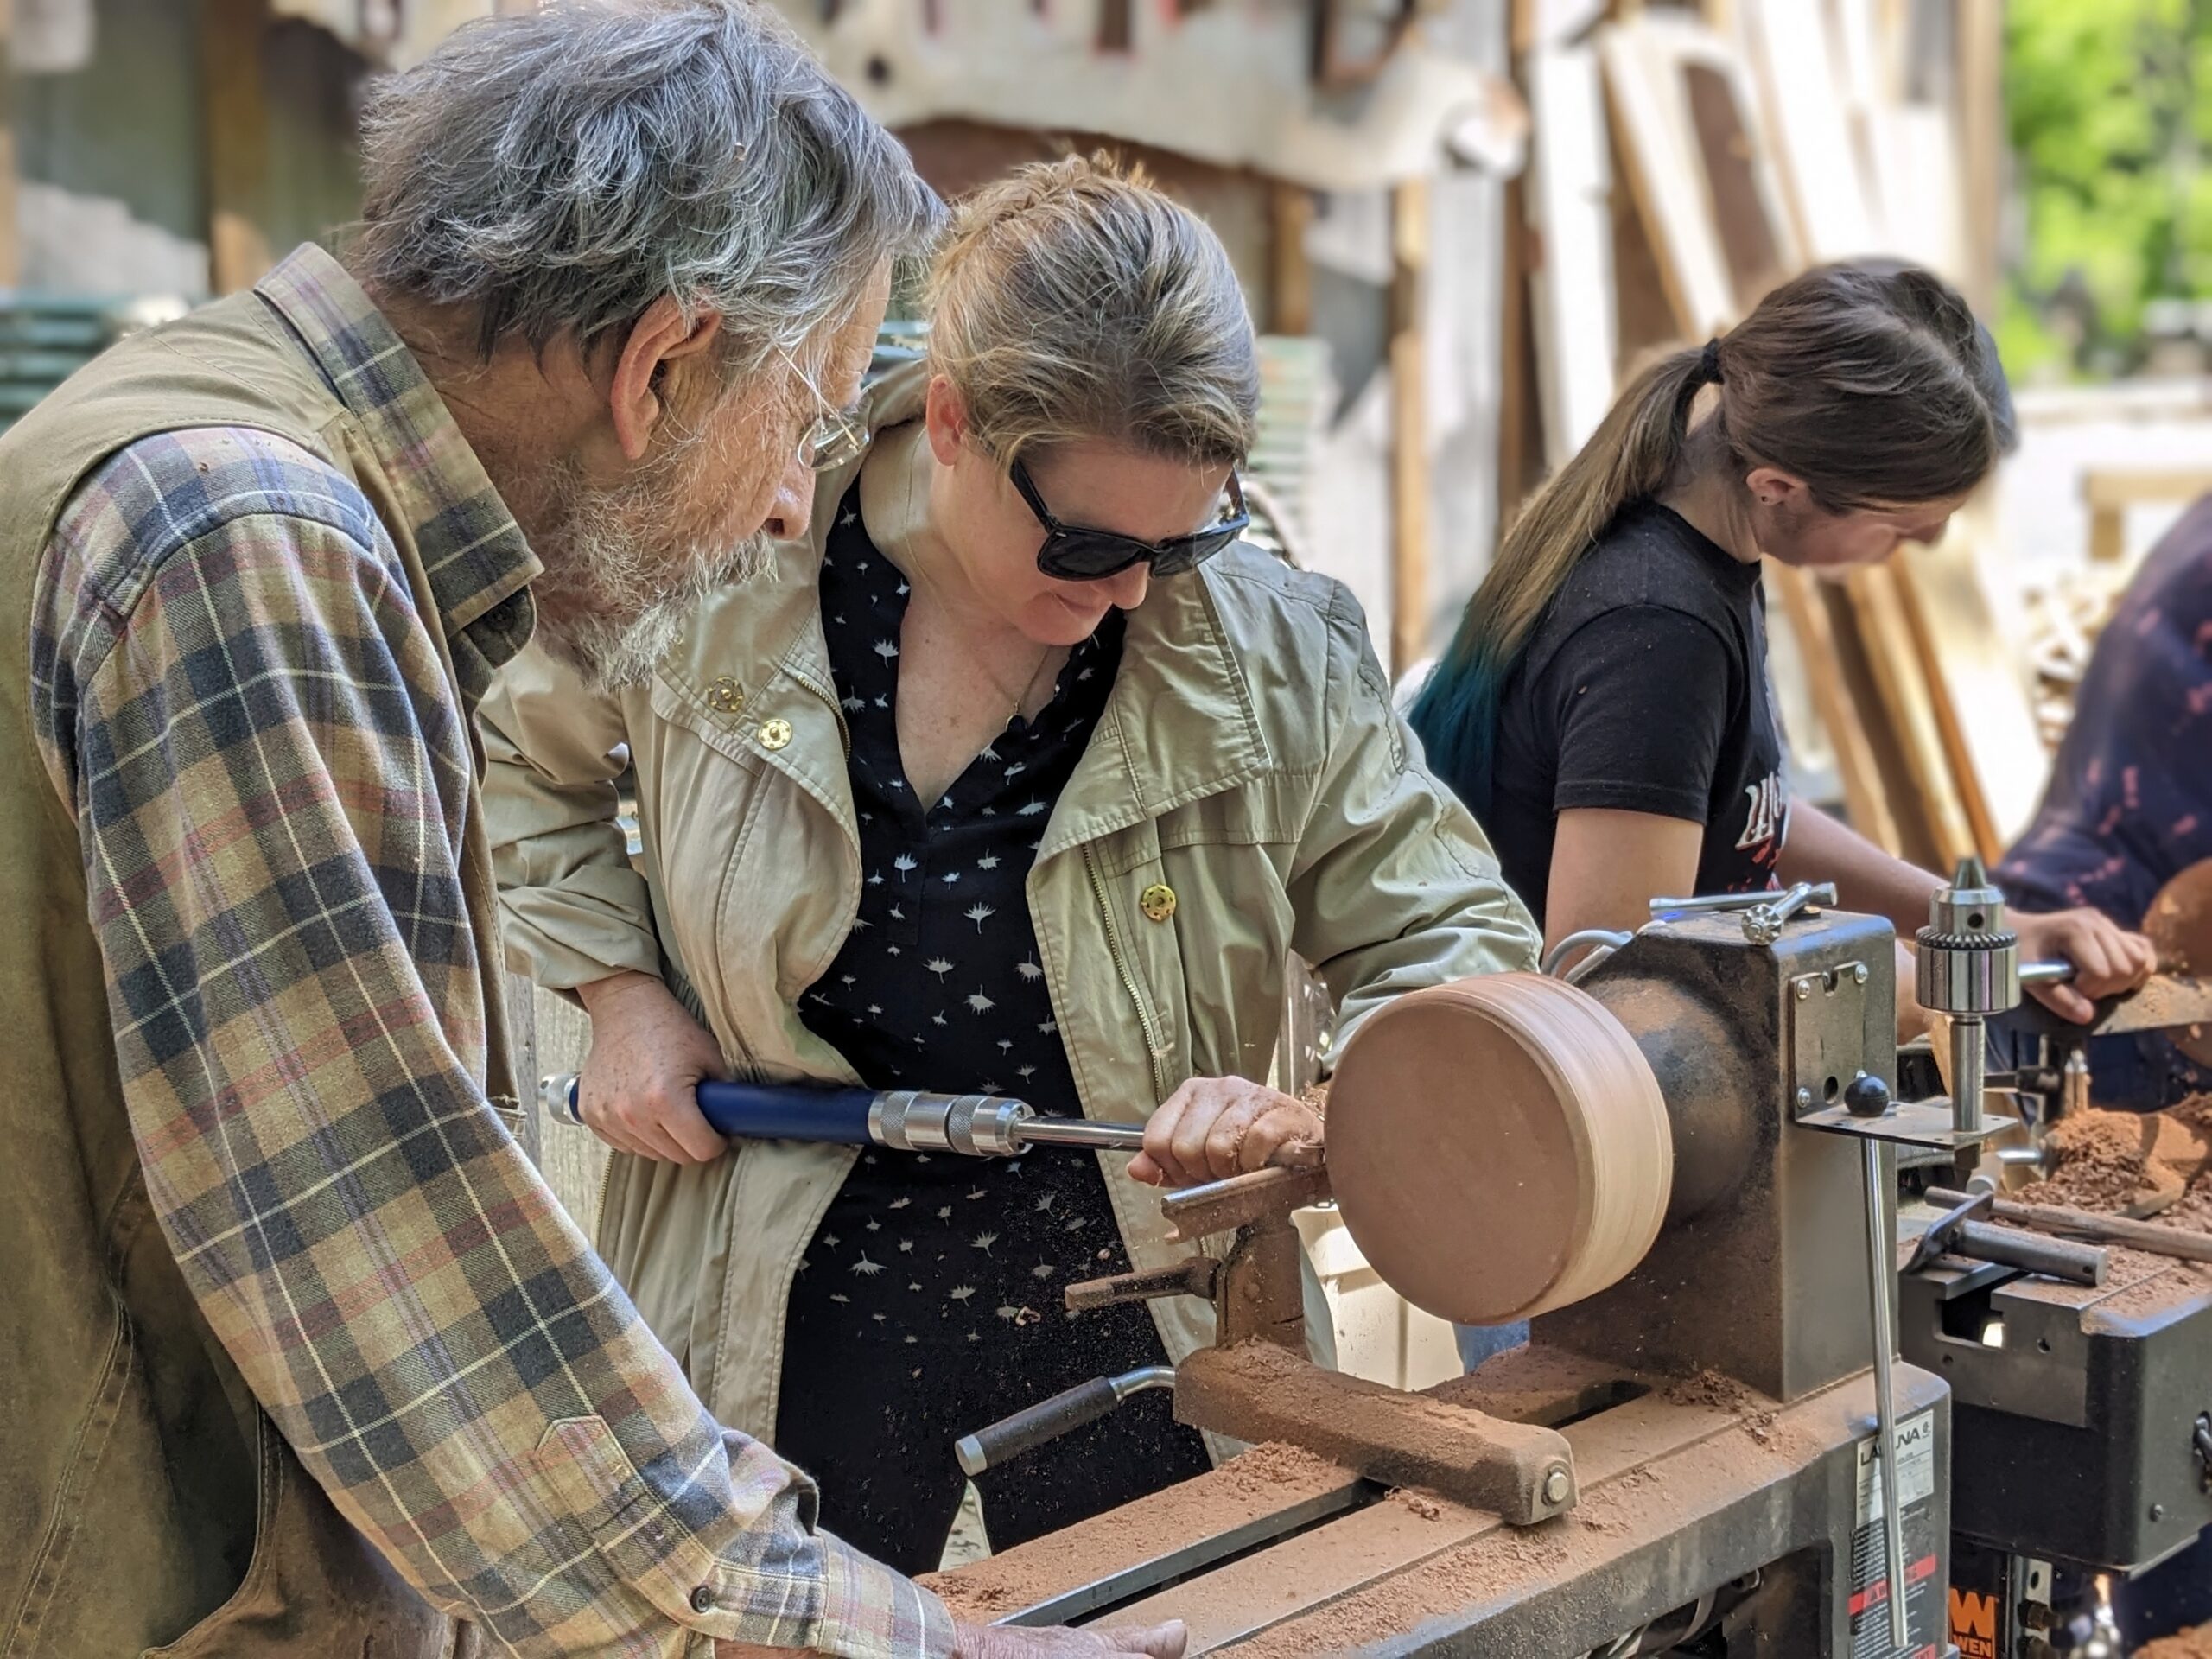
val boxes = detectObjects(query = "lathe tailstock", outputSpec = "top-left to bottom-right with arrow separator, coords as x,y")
930,902 -> 1994,1656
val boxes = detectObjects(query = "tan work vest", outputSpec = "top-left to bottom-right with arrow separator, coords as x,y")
0,290 -> 510,1656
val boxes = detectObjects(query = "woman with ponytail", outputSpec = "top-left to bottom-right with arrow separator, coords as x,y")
1410,261 -> 2152,1026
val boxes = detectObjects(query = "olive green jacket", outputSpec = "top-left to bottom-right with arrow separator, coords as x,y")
478,366 -> 1541,1442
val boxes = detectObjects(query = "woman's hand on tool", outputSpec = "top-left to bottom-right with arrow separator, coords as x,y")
2013,908 -> 2158,1022
1128,1077 -> 1323,1188
574,969 -> 732,1164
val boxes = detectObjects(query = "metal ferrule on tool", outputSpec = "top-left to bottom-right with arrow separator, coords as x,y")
868,1090 -> 1145,1157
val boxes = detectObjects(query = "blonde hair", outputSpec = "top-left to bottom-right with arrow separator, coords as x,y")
925,153 -> 1258,471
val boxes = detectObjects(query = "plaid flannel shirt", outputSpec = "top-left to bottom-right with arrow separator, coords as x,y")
28,248 -> 955,1659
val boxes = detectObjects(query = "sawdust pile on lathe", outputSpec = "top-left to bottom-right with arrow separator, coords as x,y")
1391,1489 -> 1446,1521
2162,1094 -> 2212,1233
1662,1368 -> 1758,1414
2040,1095 -> 2212,1221
1662,1368 -> 1783,1446
1224,1434 -> 1777,1657
2043,1110 -> 2171,1208
918,1440 -> 1343,1620
2088,1246 -> 2212,1317
2135,1623 -> 2212,1659
1430,1342 -> 1628,1429
1211,1440 -> 1341,1491
2164,1182 -> 2212,1233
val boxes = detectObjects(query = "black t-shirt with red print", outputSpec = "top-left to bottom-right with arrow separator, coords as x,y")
1483,500 -> 1789,926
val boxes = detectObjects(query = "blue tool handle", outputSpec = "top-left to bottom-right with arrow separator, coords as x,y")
692,1079 -> 879,1145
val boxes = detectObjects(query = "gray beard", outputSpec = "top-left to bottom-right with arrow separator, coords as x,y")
524,445 -> 772,693
533,541 -> 763,692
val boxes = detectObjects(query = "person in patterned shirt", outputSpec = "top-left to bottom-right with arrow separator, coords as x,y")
3,4 -> 1176,1657
484,156 -> 1541,1573
1999,499 -> 2212,1109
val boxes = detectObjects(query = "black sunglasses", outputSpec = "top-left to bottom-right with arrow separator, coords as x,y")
1009,457 -> 1249,581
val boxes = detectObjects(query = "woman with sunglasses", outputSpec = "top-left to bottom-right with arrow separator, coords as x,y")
479,155 -> 1538,1569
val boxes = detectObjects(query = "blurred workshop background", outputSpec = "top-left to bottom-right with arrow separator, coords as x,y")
4,0 -> 2203,840
3,0 -> 2206,1374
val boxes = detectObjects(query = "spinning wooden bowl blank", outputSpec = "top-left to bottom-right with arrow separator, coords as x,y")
2145,858 -> 2212,1065
1325,974 -> 1674,1326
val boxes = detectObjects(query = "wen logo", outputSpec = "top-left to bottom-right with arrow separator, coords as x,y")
1948,1587 -> 1998,1659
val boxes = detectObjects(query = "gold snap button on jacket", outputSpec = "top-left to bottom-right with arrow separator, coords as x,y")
706,677 -> 745,714
1139,882 -> 1177,923
758,717 -> 793,751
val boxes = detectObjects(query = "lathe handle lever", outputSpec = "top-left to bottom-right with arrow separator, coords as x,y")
954,1367 -> 1175,1476
1647,882 -> 1837,918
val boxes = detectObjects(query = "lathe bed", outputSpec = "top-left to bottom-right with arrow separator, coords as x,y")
930,1346 -> 1951,1656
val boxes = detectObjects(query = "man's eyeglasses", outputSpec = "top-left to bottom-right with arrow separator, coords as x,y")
1010,457 -> 1249,581
785,351 -> 871,472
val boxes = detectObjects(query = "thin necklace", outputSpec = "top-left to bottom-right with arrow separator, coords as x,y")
902,432 -> 1057,734
1004,650 -> 1057,732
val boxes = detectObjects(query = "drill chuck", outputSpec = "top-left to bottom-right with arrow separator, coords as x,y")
1915,857 -> 2026,1146
1914,856 -> 2021,1016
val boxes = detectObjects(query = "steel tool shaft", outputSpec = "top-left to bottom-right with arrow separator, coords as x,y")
1924,1185 -> 2212,1266
1647,883 -> 1838,917
1902,1188 -> 2108,1285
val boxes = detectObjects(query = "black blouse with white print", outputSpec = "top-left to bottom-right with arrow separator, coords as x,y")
772,480 -> 1210,1574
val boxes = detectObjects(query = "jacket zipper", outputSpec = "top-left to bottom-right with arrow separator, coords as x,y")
1083,843 -> 1175,1103
786,662 -> 851,756
590,1135 -> 617,1237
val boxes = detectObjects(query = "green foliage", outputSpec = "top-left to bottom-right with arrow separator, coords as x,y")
2005,0 -> 2212,376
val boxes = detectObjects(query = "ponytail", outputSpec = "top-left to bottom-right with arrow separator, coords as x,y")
1409,260 -> 2012,820
1409,340 -> 1718,817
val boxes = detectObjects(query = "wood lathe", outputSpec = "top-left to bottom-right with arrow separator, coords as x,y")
932,894 -> 1996,1656
1890,860 -> 2212,1659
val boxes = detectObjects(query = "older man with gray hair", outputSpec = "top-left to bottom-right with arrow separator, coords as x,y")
0,3 -> 1182,1656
